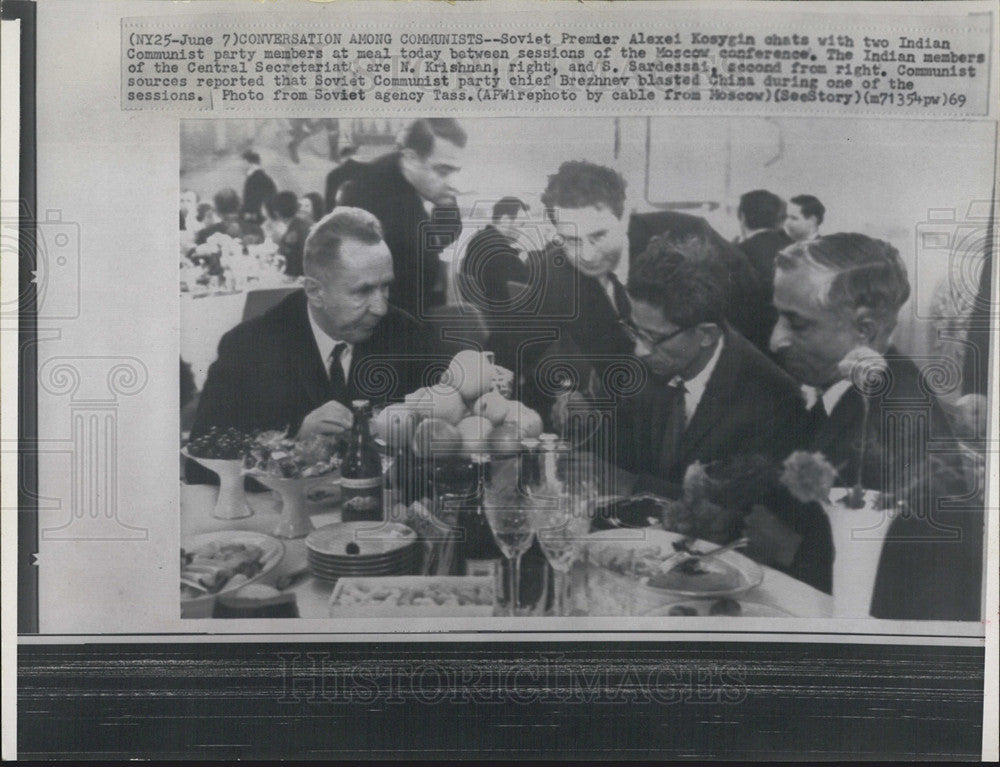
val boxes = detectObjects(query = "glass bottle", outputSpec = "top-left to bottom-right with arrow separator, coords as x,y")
340,399 -> 384,522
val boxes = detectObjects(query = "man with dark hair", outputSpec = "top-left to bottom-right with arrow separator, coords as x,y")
339,118 -> 466,317
620,235 -> 809,481
736,188 -> 792,279
324,145 -> 365,214
188,208 -> 438,479
263,191 -> 313,277
784,194 -> 825,242
771,232 -> 983,620
240,149 -> 277,224
734,189 -> 793,349
611,235 -> 827,590
527,161 -> 769,423
458,196 -> 532,313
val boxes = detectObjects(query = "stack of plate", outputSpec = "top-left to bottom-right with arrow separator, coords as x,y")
305,521 -> 420,583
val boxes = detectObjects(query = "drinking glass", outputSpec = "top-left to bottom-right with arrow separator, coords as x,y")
533,502 -> 593,616
525,449 -> 598,616
483,456 -> 536,616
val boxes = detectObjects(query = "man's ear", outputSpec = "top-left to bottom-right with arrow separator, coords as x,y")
302,275 -> 323,307
852,307 -> 880,346
399,147 -> 419,170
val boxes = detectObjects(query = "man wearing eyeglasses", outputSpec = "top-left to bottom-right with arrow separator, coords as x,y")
613,235 -> 831,589
617,233 -> 810,484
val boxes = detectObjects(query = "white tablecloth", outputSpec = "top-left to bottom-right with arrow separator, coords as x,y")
181,483 -> 834,620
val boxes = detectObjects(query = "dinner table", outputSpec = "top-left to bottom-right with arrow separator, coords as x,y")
180,479 -> 835,620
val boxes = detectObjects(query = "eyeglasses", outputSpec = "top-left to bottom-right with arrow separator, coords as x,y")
619,319 -> 691,348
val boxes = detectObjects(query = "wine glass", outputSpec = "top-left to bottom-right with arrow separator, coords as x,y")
483,455 -> 536,616
533,501 -> 593,616
525,450 -> 596,616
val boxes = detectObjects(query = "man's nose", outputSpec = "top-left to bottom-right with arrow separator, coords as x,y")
369,287 -> 390,316
634,337 -> 652,358
770,319 -> 790,354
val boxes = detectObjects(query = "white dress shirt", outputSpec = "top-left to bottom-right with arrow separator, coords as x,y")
801,379 -> 852,415
678,335 -> 725,422
307,306 -> 352,383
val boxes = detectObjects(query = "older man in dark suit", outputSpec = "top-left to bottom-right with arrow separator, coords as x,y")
770,233 -> 983,620
338,119 -> 465,318
187,208 -> 440,483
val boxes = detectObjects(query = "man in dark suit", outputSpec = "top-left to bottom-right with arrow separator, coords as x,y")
771,233 -> 983,620
458,196 -> 532,314
610,238 -> 828,591
188,208 -> 440,482
262,191 -> 312,277
511,162 -> 635,425
240,150 -> 277,224
734,189 -> 793,351
338,119 -> 465,318
323,146 -> 365,214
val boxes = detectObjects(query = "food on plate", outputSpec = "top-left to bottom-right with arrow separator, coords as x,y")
186,426 -> 255,460
180,540 -> 267,599
334,579 -> 494,608
242,430 -> 346,479
647,556 -> 743,593
708,597 -> 742,616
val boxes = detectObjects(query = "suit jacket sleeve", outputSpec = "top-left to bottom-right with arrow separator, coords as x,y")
189,328 -> 261,439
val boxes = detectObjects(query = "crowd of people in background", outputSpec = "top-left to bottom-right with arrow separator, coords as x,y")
183,117 -> 985,622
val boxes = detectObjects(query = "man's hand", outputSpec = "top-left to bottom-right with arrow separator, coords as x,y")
297,400 -> 353,440
743,504 -> 803,569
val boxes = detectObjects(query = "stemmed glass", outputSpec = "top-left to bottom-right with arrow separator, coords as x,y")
483,454 -> 536,616
525,448 -> 596,616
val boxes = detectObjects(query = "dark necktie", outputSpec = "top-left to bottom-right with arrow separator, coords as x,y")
808,395 -> 829,438
328,343 -> 348,404
608,272 -> 631,321
656,380 -> 687,478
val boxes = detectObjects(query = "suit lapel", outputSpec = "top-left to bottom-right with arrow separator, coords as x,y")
814,388 -> 864,479
285,294 -> 333,410
676,334 -> 739,464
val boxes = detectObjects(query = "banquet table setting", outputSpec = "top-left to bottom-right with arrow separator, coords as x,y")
179,457 -> 837,622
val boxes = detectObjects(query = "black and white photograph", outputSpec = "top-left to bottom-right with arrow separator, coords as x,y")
5,0 -> 998,760
177,115 -> 991,625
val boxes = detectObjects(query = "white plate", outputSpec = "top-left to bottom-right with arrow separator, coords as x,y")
181,530 -> 285,617
644,599 -> 793,618
584,527 -> 763,598
306,521 -> 417,558
329,576 -> 495,617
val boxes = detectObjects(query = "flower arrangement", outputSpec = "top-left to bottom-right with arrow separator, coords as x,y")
663,451 -> 838,544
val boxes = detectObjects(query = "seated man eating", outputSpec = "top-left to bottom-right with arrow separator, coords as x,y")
187,207 -> 440,483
